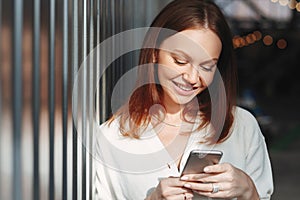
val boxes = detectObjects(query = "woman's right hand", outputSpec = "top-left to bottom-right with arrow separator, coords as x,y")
147,177 -> 194,200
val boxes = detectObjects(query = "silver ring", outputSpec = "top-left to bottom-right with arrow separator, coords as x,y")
211,183 -> 220,193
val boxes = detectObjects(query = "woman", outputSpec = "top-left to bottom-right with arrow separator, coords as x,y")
94,0 -> 273,199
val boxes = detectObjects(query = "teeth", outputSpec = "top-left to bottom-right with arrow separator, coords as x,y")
174,82 -> 193,91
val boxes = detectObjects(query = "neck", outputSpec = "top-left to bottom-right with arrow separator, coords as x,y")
162,94 -> 184,115
164,112 -> 182,125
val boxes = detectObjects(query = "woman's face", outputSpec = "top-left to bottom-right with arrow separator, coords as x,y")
157,28 -> 222,107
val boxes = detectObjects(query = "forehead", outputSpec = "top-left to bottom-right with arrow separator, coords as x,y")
159,29 -> 222,61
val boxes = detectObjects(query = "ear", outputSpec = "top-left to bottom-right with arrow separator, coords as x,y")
152,49 -> 159,63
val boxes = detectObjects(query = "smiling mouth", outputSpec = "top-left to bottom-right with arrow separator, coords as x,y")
173,81 -> 195,91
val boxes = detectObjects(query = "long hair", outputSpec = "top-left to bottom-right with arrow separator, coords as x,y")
109,0 -> 237,143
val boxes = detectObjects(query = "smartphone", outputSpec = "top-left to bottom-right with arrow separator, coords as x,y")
181,149 -> 223,176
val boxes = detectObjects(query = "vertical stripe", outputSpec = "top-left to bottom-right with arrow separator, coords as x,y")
0,0 -> 2,198
93,0 -> 100,198
113,0 -> 122,111
100,0 -> 106,123
106,0 -> 112,121
72,0 -> 79,199
49,0 -> 56,199
82,0 -> 88,199
88,0 -> 94,199
12,0 -> 23,200
62,0 -> 69,199
119,0 -> 124,109
95,0 -> 100,125
32,0 -> 41,200
110,0 -> 116,119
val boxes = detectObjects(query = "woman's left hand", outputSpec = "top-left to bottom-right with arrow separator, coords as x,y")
180,163 -> 259,200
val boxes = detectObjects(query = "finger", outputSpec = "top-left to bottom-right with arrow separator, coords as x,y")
180,173 -> 208,181
180,173 -> 211,182
161,185 -> 193,197
167,187 -> 193,195
181,192 -> 194,200
164,192 -> 194,200
184,182 -> 235,198
183,181 -> 232,193
165,177 -> 188,187
185,192 -> 194,200
195,190 -> 229,199
183,182 -> 220,192
181,172 -> 230,183
159,177 -> 196,197
197,173 -> 230,183
203,163 -> 232,174
195,181 -> 249,199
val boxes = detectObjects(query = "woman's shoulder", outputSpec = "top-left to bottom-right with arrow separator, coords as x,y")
233,106 -> 259,128
99,119 -> 116,129
231,106 -> 265,144
99,118 -> 122,137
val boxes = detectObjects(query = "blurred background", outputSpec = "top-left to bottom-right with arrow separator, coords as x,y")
0,0 -> 299,199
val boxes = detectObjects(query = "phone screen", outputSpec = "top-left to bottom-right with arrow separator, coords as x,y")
181,150 -> 223,176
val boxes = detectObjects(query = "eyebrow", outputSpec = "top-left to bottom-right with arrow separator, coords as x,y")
171,49 -> 218,64
171,49 -> 192,61
200,58 -> 218,65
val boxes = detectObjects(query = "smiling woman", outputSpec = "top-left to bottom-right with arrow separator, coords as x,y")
94,0 -> 274,200
157,29 -> 222,107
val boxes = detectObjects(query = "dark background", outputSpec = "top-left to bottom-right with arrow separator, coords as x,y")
220,1 -> 300,199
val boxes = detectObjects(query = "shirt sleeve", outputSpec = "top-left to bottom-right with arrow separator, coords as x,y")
93,162 -> 113,200
244,115 -> 274,199
92,133 -> 114,200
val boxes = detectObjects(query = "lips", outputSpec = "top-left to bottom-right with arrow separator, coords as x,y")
173,81 -> 193,91
172,81 -> 198,96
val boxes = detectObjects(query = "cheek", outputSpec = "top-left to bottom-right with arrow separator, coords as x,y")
157,64 -> 179,81
157,66 -> 167,85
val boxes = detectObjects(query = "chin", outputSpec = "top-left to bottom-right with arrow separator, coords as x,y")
171,95 -> 198,106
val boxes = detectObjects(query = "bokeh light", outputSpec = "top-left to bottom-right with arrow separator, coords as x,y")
279,0 -> 289,6
288,0 -> 297,9
296,2 -> 300,11
277,39 -> 288,49
263,35 -> 274,46
253,31 -> 263,41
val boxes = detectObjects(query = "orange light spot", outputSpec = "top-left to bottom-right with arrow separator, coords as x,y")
263,35 -> 273,46
277,39 -> 287,49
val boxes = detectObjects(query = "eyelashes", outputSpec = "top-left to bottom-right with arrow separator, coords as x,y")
172,57 -> 216,72
173,57 -> 188,65
199,64 -> 216,72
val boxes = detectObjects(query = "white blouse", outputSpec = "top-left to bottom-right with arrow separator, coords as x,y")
93,107 -> 273,199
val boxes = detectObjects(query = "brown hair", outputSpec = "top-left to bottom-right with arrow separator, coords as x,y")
109,0 -> 237,143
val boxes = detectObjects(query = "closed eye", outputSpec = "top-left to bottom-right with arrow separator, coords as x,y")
173,57 -> 188,65
199,63 -> 216,72
198,60 -> 217,72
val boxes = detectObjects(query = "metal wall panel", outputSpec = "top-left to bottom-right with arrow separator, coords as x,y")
48,1 -> 56,199
12,1 -> 24,200
71,0 -> 79,199
62,0 -> 69,199
0,0 -> 172,199
32,0 -> 41,199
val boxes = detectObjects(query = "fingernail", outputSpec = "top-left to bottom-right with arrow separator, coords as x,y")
204,167 -> 210,172
180,176 -> 188,180
184,183 -> 191,188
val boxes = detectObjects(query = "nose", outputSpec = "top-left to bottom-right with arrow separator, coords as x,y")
182,64 -> 200,85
